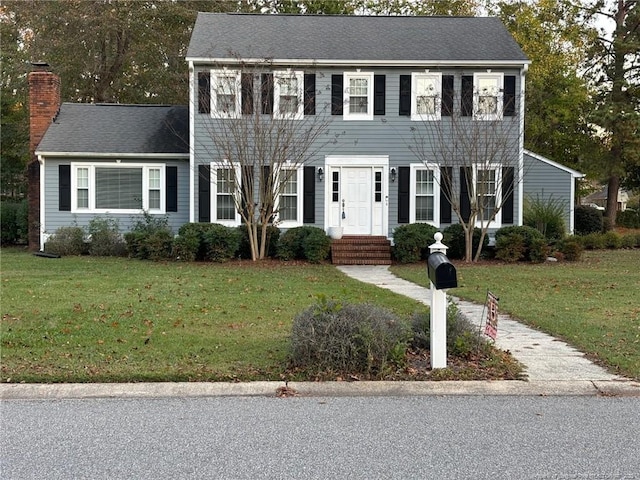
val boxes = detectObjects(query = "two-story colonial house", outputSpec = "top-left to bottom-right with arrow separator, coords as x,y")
31,13 -> 583,259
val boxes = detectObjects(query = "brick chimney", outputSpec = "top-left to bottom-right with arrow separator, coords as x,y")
28,62 -> 60,250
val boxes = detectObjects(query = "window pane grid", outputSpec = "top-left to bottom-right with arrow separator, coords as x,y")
96,167 -> 142,210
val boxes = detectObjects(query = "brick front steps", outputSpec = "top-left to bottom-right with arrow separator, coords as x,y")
330,236 -> 392,265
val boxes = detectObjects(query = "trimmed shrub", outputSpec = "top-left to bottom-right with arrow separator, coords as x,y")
558,236 -> 584,261
528,237 -> 550,263
277,226 -> 328,262
202,224 -> 241,262
290,299 -> 410,378
442,223 -> 488,260
87,217 -> 126,256
0,200 -> 28,245
172,230 -> 200,262
494,225 -> 545,262
616,209 -> 640,229
620,234 -> 636,249
524,195 -> 567,242
495,233 -> 525,262
580,232 -> 604,249
575,205 -> 603,235
44,226 -> 87,256
237,225 -> 280,259
124,213 -> 174,261
602,231 -> 622,249
392,223 -> 439,264
301,228 -> 332,263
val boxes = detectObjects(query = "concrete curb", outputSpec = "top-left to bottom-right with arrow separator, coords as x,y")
2,380 -> 639,400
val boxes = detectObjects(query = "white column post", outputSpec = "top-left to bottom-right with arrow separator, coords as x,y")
429,232 -> 448,369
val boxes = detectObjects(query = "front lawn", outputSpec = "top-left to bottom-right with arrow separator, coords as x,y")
1,249 -> 428,383
391,249 -> 640,380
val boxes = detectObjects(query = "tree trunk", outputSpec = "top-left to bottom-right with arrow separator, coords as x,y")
605,175 -> 620,230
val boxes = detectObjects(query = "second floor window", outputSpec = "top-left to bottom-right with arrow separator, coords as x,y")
274,71 -> 304,120
473,73 -> 504,121
211,70 -> 241,119
412,72 -> 442,121
344,72 -> 374,120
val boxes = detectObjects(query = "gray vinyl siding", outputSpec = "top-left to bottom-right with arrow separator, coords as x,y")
192,66 -> 523,236
43,156 -> 190,237
523,153 -> 574,234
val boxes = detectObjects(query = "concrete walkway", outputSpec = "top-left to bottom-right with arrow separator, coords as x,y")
337,265 -> 638,386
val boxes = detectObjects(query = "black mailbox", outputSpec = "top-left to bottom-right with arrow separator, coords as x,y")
427,252 -> 457,289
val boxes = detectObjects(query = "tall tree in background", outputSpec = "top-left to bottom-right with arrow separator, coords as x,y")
586,0 -> 639,228
363,0 -> 479,15
493,0 -> 602,173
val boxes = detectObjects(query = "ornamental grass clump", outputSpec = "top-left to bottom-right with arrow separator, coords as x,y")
289,298 -> 410,378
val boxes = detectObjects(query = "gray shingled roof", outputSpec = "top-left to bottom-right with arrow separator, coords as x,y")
186,13 -> 528,64
36,104 -> 189,155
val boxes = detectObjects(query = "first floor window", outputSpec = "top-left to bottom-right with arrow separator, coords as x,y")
72,164 -> 165,213
215,167 -> 236,221
277,168 -> 302,224
344,72 -> 374,120
410,164 -> 440,225
474,166 -> 502,226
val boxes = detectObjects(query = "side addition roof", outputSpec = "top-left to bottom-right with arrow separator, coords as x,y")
186,13 -> 529,67
36,103 -> 189,157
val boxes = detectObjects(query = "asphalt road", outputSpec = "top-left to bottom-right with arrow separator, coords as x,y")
2,395 -> 638,479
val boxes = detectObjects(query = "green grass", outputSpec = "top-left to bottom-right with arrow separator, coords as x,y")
1,249 -> 427,383
391,249 -> 640,380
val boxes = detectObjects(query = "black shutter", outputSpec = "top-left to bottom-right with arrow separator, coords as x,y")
303,166 -> 315,223
166,166 -> 178,212
502,167 -> 515,224
440,166 -> 452,223
461,76 -> 473,117
441,75 -> 454,116
304,74 -> 316,115
261,73 -> 273,114
261,166 -> 274,223
398,166 -> 410,224
331,74 -> 343,115
460,167 -> 471,222
374,74 -> 386,115
59,165 -> 71,211
198,165 -> 210,222
504,75 -> 516,117
198,71 -> 211,114
399,75 -> 411,116
241,73 -> 254,115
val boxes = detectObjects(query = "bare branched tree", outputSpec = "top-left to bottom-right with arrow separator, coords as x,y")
194,61 -> 338,260
408,74 -> 524,262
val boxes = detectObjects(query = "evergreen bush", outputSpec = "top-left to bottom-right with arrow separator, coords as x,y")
442,223 -> 488,260
575,205 -> 603,235
494,225 -> 545,262
124,213 -> 174,260
0,200 -> 28,245
558,236 -> 584,261
392,223 -> 439,264
87,217 -> 126,256
301,228 -> 332,263
277,226 -> 328,261
616,209 -> 640,229
202,224 -> 241,262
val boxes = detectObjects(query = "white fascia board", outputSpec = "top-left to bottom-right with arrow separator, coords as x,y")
524,149 -> 584,178
35,152 -> 189,160
187,57 -> 531,69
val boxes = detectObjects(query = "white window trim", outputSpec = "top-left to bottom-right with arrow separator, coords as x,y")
343,72 -> 374,121
411,72 -> 442,121
273,70 -> 304,120
210,69 -> 241,119
473,72 -> 504,121
409,163 -> 440,226
211,162 -> 242,226
473,164 -> 502,228
71,163 -> 165,214
274,165 -> 303,227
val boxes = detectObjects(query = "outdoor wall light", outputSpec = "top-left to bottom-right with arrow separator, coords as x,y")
317,167 -> 324,182
390,167 -> 397,182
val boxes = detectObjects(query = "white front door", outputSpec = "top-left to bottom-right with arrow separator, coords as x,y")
343,167 -> 372,235
326,157 -> 388,236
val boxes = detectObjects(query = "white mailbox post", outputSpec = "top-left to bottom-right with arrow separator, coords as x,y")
429,232 -> 450,369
